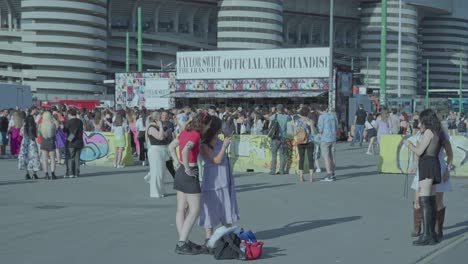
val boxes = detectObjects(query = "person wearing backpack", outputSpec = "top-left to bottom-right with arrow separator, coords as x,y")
294,107 -> 315,182
457,112 -> 467,136
268,104 -> 292,175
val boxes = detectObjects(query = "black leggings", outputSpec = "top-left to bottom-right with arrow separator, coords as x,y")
138,136 -> 147,162
297,142 -> 314,171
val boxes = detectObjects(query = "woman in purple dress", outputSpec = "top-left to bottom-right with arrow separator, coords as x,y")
199,116 -> 240,241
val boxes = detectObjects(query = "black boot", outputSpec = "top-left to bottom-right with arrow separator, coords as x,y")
32,173 -> 39,180
25,173 -> 31,180
413,196 -> 438,246
51,172 -> 57,180
44,173 -> 50,180
435,207 -> 446,241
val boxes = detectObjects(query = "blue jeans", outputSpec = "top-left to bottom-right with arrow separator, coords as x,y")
270,138 -> 285,174
352,125 -> 365,145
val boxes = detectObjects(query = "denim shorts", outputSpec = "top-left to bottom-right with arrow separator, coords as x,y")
0,131 -> 7,145
320,142 -> 335,158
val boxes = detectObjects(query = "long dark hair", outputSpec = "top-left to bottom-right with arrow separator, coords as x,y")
185,112 -> 212,135
24,115 -> 37,139
203,116 -> 222,145
419,109 -> 441,134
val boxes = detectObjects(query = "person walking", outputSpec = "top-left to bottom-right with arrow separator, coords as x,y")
365,114 -> 378,155
136,108 -> 148,166
63,108 -> 84,178
8,111 -> 23,157
269,104 -> 292,175
146,111 -> 173,198
318,107 -> 338,182
169,112 -> 212,255
112,112 -> 128,168
38,111 -> 57,180
351,104 -> 367,147
294,107 -> 315,182
199,116 -> 240,242
404,109 -> 444,246
18,115 -> 41,180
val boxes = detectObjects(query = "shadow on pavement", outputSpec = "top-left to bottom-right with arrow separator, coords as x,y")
80,169 -> 148,178
336,164 -> 375,170
0,180 -> 39,186
443,220 -> 468,240
261,246 -> 287,259
335,171 -> 377,180
256,216 -> 362,240
236,183 -> 296,193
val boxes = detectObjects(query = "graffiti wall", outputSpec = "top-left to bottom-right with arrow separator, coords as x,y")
228,135 -> 310,173
378,135 -> 468,177
80,132 -> 134,166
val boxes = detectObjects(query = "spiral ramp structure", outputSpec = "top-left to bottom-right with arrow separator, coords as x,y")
359,0 -> 419,96
20,0 -> 108,99
217,0 -> 284,49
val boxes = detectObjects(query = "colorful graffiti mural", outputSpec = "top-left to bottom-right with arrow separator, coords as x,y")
378,135 -> 468,177
80,132 -> 133,166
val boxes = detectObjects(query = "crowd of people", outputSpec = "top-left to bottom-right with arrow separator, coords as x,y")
0,102 -> 464,253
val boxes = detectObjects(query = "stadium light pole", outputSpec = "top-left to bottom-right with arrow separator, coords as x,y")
126,32 -> 130,72
328,0 -> 335,111
397,0 -> 402,98
137,6 -> 142,72
380,0 -> 387,107
460,55 -> 464,113
426,59 -> 429,108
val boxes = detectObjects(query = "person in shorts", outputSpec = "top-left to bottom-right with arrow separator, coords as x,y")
169,112 -> 212,255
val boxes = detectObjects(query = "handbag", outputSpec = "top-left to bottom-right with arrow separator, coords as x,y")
244,241 -> 264,260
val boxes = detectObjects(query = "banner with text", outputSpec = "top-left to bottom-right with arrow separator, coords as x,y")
177,47 -> 330,80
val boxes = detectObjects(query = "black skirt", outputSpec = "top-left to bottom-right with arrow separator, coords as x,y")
173,166 -> 201,194
40,137 -> 56,151
418,156 -> 441,184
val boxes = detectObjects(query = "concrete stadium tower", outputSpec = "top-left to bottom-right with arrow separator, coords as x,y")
217,0 -> 284,49
420,0 -> 468,94
20,0 -> 108,100
359,0 -> 419,96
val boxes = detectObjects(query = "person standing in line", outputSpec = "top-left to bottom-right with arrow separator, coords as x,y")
136,108 -> 148,166
53,111 -> 66,165
8,111 -> 23,157
199,116 -> 239,242
389,109 -> 401,135
63,108 -> 84,178
404,109 -> 444,246
38,111 -> 57,180
0,110 -> 9,157
376,109 -> 391,144
294,107 -> 315,182
169,112 -> 212,255
18,115 -> 41,180
112,112 -> 128,168
351,104 -> 367,147
146,111 -> 173,198
399,112 -> 410,135
126,109 -> 138,156
411,111 -> 420,135
318,106 -> 338,182
457,112 -> 467,136
365,114 -> 378,155
269,104 -> 292,175
310,111 -> 322,173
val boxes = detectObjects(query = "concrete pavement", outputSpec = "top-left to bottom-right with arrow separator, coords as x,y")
0,143 -> 467,264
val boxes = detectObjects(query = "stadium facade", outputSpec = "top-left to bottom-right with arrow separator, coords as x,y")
0,0 -> 466,101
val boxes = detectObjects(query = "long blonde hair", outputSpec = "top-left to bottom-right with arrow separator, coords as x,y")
13,111 -> 23,129
39,111 -> 56,139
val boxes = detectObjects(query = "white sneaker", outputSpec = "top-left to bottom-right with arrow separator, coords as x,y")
366,151 -> 373,155
315,168 -> 321,173
142,161 -> 147,166
114,164 -> 117,168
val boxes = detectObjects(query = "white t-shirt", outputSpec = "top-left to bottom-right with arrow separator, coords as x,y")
112,122 -> 128,137
136,118 -> 146,132
365,120 -> 377,130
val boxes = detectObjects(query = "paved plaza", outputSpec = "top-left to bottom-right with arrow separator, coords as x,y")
1,143 -> 467,264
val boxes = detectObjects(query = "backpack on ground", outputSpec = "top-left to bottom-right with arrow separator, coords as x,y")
458,118 -> 467,133
207,226 -> 246,260
267,114 -> 280,139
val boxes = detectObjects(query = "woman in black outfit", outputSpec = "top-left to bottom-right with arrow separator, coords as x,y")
404,109 -> 443,246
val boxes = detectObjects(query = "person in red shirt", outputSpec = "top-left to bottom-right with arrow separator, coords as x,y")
169,112 -> 212,255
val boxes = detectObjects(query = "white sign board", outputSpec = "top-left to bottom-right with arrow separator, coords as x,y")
145,79 -> 171,109
177,47 -> 330,80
